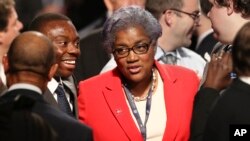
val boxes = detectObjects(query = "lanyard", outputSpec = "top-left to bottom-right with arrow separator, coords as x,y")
123,83 -> 153,141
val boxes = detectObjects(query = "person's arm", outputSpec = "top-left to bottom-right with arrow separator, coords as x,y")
190,87 -> 220,141
190,52 -> 233,141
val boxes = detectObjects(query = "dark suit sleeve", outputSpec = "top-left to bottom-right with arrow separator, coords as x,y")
190,87 -> 220,141
78,123 -> 93,141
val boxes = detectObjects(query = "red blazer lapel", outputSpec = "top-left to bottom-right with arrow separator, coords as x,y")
155,62 -> 181,140
103,69 -> 143,141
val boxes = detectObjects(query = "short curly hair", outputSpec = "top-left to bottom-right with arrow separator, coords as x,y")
215,0 -> 250,18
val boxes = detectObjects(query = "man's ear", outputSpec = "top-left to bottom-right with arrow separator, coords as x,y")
48,63 -> 58,81
2,55 -> 9,74
227,0 -> 234,15
163,10 -> 174,26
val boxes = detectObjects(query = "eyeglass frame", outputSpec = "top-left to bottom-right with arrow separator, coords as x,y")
112,41 -> 152,58
163,8 -> 200,23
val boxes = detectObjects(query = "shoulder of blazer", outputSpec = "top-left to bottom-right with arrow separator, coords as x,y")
1,89 -> 45,104
79,68 -> 121,89
155,61 -> 199,84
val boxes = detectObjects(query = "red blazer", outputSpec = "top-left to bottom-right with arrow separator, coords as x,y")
78,61 -> 199,141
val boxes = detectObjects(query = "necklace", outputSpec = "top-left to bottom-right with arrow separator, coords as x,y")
123,68 -> 156,140
129,69 -> 157,102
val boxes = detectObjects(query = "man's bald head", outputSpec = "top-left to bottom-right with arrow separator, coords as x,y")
7,31 -> 56,76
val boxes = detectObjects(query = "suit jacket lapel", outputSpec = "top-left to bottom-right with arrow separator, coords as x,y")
155,62 -> 181,140
102,69 -> 143,141
43,88 -> 59,109
62,76 -> 77,95
62,76 -> 79,118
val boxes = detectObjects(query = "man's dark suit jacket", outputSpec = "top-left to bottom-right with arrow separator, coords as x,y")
195,32 -> 218,59
0,89 -> 93,141
43,76 -> 79,118
203,79 -> 250,141
73,28 -> 110,83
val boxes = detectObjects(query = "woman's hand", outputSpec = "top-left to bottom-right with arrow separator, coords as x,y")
203,51 -> 233,91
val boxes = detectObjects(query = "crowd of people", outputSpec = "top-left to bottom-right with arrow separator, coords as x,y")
0,0 -> 249,140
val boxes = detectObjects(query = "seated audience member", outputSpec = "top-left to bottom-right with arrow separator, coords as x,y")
78,6 -> 199,141
203,22 -> 250,141
0,31 -> 93,141
29,13 -> 80,118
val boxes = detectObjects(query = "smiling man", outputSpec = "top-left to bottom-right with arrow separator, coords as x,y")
145,0 -> 206,80
29,13 -> 80,118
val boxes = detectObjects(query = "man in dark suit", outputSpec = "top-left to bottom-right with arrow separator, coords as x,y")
0,31 -> 92,141
190,0 -> 218,60
29,13 -> 80,118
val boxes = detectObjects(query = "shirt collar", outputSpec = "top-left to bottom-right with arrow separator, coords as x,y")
196,28 -> 214,50
239,76 -> 250,85
155,46 -> 165,60
0,63 -> 6,85
158,46 -> 181,60
8,83 -> 42,94
47,78 -> 59,94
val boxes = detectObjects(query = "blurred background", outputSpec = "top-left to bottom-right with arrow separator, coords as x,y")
15,0 -> 106,31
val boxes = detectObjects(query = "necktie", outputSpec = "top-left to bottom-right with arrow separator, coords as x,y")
159,54 -> 177,65
55,83 -> 73,117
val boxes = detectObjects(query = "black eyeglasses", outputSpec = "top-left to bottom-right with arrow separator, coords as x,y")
165,8 -> 200,23
112,41 -> 151,58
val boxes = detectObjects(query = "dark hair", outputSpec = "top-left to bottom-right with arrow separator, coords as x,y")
146,0 -> 183,19
215,0 -> 250,18
0,0 -> 15,31
103,6 -> 162,53
29,13 -> 71,31
200,0 -> 212,15
232,22 -> 250,76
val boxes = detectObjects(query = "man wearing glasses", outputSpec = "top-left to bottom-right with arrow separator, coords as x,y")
145,0 -> 206,80
101,0 -> 206,80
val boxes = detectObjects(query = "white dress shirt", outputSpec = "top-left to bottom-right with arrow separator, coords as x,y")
47,78 -> 73,110
0,63 -> 6,85
8,83 -> 42,94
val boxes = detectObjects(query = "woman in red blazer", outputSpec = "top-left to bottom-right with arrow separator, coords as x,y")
78,6 -> 199,141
